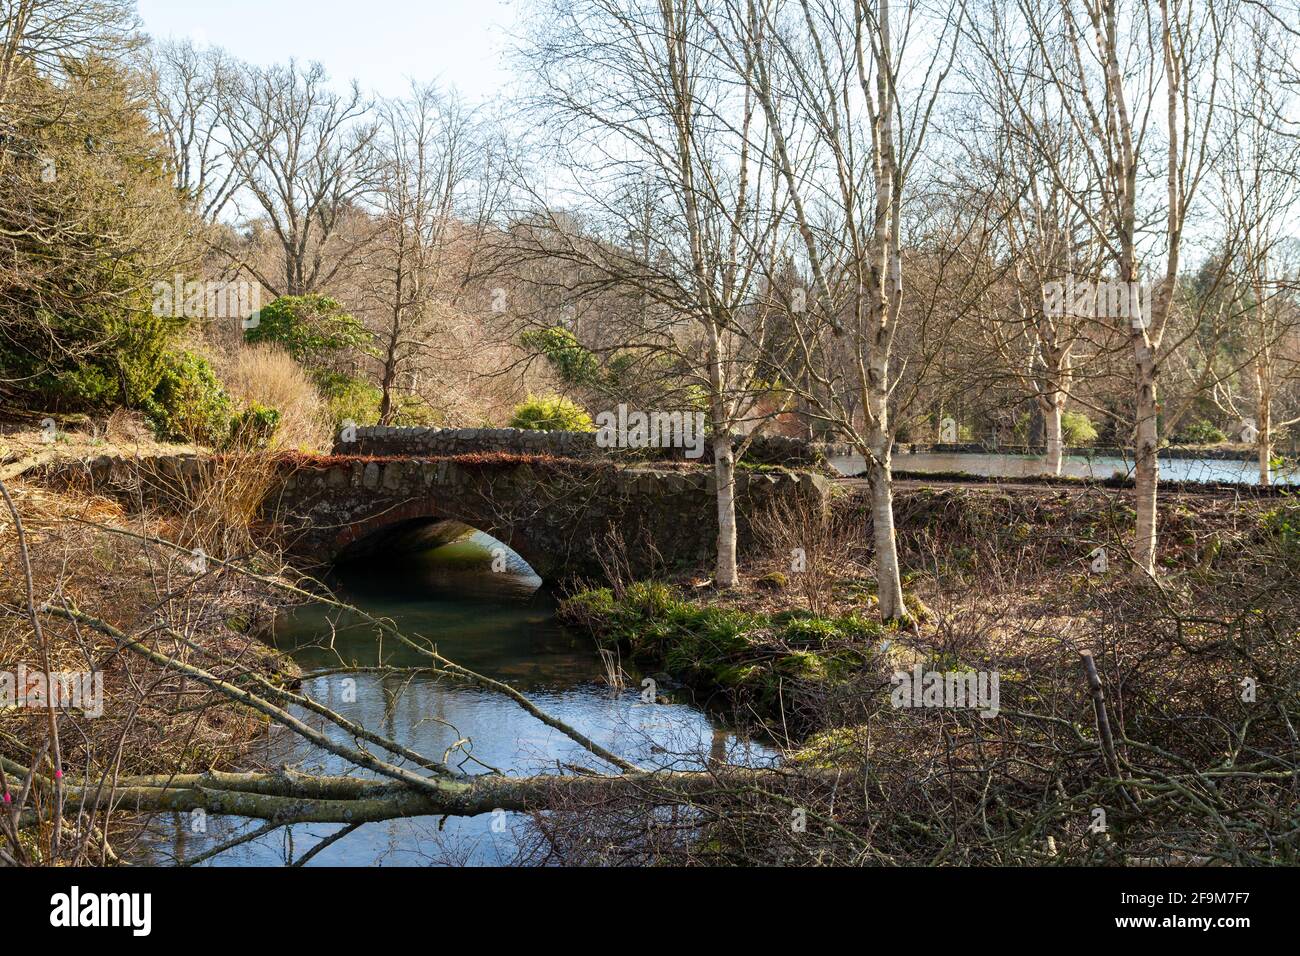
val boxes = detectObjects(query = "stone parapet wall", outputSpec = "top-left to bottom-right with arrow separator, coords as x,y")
336,426 -> 831,468
33,451 -> 831,581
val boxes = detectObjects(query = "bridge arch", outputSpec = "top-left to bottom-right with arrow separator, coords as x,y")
329,502 -> 552,578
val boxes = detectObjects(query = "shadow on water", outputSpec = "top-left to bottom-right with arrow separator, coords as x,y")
134,527 -> 774,866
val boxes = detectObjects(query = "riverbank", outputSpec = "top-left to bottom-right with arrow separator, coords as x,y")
554,482 -> 1299,863
560,481 -> 1298,740
0,459 -> 304,863
559,581 -> 892,739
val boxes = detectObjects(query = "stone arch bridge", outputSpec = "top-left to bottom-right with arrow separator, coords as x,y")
48,450 -> 831,580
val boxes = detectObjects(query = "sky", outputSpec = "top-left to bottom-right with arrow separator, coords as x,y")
135,0 -> 524,102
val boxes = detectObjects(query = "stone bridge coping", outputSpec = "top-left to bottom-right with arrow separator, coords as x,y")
278,456 -> 830,494
336,426 -> 850,463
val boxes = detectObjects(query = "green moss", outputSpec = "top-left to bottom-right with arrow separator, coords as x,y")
776,651 -> 830,680
791,725 -> 869,768
559,582 -> 881,722
903,592 -> 933,623
565,586 -> 617,618
715,663 -> 766,687
780,616 -> 843,645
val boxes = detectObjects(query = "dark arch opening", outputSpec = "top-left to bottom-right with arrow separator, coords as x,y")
333,517 -> 542,600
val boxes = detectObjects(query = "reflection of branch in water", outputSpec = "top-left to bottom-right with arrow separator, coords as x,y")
64,517 -> 641,774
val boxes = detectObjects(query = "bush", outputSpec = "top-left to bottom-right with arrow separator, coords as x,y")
244,295 -> 371,368
216,344 -> 330,451
315,371 -> 383,429
520,326 -> 602,388
142,350 -> 232,445
1061,411 -> 1098,446
1175,419 -> 1227,445
508,394 -> 594,431
1261,503 -> 1300,555
228,402 -> 281,449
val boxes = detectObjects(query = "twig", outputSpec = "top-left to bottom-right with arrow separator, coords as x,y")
0,477 -> 64,859
1079,650 -> 1139,812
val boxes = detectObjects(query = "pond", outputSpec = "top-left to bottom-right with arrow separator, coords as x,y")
828,450 -> 1299,485
133,531 -> 773,866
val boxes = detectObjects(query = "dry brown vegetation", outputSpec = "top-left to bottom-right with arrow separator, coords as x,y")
0,470 -> 296,865
546,485 -> 1300,865
211,344 -> 331,453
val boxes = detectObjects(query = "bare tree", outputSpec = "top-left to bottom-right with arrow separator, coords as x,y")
956,14 -> 1112,473
972,0 -> 1230,575
736,0 -> 965,619
222,59 -> 379,298
144,39 -> 239,222
518,0 -> 794,587
1210,7 -> 1300,484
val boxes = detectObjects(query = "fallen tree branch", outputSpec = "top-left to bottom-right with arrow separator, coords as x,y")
15,765 -> 814,825
45,605 -> 459,798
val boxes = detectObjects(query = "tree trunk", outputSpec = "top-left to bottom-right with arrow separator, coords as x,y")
864,362 -> 905,621
378,263 -> 404,425
866,453 -> 905,621
1257,354 -> 1272,487
378,342 -> 398,426
706,320 -> 739,588
712,431 -> 739,588
1133,343 -> 1160,577
10,763 -> 830,829
1044,397 -> 1064,476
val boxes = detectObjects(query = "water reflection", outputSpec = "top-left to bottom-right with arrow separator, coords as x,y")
830,451 -> 1298,485
134,530 -> 773,866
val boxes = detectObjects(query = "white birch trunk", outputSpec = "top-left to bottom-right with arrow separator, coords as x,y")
1133,343 -> 1160,576
1044,399 -> 1064,476
712,430 -> 739,588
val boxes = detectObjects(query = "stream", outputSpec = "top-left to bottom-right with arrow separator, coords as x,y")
829,450 -> 1300,484
134,531 -> 773,866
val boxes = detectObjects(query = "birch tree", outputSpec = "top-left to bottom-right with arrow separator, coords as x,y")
1211,7 -> 1300,484
520,0 -> 793,587
958,12 -> 1108,474
735,0 -> 964,620
977,0 -> 1230,576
